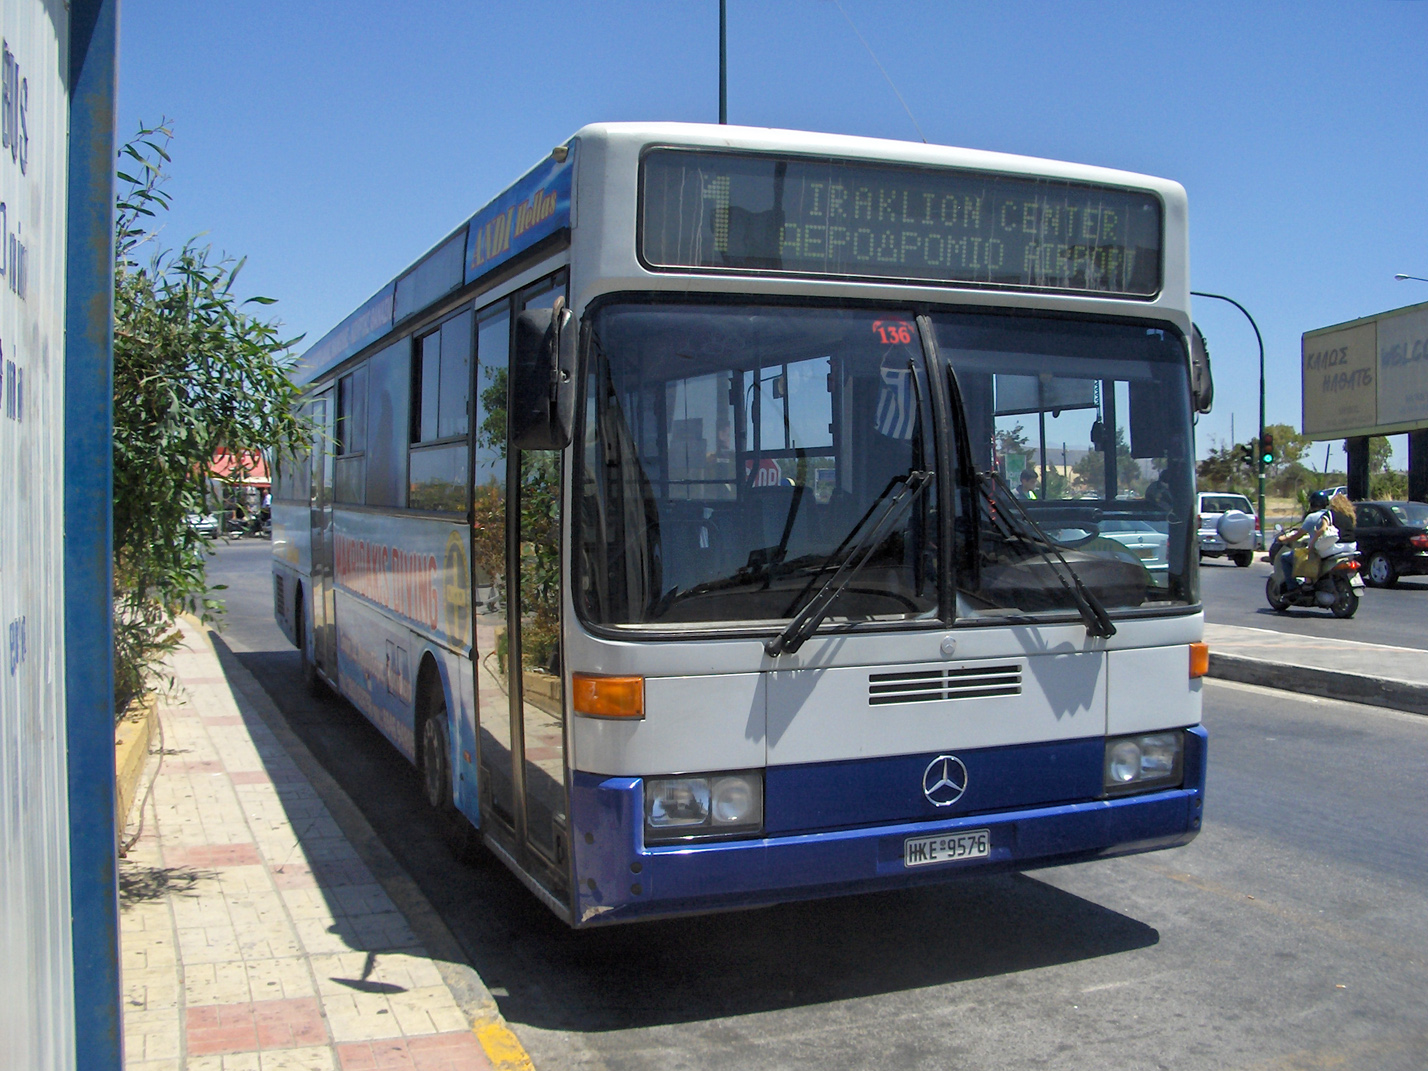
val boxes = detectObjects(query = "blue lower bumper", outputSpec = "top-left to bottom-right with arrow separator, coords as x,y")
568,726 -> 1206,926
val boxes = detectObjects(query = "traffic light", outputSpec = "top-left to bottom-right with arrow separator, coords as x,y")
1260,432 -> 1274,466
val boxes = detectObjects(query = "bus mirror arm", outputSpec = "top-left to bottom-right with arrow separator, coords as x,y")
511,298 -> 577,450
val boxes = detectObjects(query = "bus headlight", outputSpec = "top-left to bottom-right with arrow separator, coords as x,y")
644,771 -> 763,842
1103,732 -> 1184,796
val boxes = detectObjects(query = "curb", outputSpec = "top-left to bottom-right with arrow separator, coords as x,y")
1207,652 -> 1428,717
114,693 -> 157,834
199,627 -> 537,1071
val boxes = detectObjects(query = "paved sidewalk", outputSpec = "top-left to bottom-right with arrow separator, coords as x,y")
1205,622 -> 1428,715
119,618 -> 529,1071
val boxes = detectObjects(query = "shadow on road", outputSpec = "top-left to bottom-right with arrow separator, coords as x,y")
230,645 -> 1159,1035
461,865 -> 1159,1033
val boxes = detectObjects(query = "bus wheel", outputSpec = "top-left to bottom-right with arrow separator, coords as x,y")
418,682 -> 480,861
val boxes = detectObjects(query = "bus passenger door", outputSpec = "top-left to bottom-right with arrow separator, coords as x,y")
511,278 -> 569,886
309,390 -> 337,681
472,301 -> 518,832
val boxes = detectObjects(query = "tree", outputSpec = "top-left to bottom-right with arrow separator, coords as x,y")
1073,424 -> 1141,496
112,124 -> 307,714
1262,422 -> 1311,473
1368,436 -> 1393,474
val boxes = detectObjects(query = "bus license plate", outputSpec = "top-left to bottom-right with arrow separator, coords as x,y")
903,828 -> 990,867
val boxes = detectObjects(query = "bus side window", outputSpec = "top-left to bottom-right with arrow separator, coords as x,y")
365,338 -> 410,508
409,309 -> 474,512
334,364 -> 367,504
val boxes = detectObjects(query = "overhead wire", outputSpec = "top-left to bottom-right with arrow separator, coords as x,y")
831,0 -> 929,143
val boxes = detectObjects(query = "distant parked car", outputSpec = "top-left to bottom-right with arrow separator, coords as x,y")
1197,491 -> 1257,567
187,512 -> 220,538
1351,500 -> 1428,587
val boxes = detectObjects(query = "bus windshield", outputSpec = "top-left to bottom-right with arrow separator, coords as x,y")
575,302 -> 1196,631
935,312 -> 1196,613
577,302 -> 938,627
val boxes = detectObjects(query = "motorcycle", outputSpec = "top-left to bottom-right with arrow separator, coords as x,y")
1264,524 -> 1364,618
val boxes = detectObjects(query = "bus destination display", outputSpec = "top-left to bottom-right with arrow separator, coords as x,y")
641,149 -> 1162,297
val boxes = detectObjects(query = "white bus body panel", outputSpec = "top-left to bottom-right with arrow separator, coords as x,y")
567,614 -> 1203,776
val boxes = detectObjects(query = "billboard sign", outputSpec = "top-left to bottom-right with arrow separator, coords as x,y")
1302,301 -> 1428,439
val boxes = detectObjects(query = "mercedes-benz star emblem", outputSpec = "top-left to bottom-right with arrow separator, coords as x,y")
922,755 -> 968,807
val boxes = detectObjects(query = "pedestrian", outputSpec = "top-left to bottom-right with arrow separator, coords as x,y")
1017,466 -> 1039,500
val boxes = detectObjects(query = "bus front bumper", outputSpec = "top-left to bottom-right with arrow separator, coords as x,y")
568,726 -> 1206,926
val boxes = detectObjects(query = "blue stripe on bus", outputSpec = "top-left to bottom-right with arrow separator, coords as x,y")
764,736 -> 1106,835
567,725 -> 1205,926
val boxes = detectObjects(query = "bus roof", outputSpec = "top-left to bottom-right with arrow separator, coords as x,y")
293,122 -> 1186,387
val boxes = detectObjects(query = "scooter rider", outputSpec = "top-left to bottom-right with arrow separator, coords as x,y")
1277,490 -> 1339,588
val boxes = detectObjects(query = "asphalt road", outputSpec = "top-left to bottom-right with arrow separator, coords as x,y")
210,539 -> 1428,1070
1200,551 -> 1428,649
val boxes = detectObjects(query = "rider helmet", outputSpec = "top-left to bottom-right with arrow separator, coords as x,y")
1308,490 -> 1329,511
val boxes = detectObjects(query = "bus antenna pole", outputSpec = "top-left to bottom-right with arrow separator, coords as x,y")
719,0 -> 727,124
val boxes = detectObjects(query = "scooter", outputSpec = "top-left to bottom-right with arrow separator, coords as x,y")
1264,525 -> 1364,618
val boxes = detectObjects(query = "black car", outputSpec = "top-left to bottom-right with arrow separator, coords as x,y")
1351,501 -> 1428,587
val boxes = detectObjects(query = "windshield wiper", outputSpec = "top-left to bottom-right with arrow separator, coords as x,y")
980,472 -> 1116,639
765,470 -> 933,657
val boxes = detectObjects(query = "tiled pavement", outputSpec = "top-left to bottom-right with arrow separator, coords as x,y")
119,618 -> 519,1071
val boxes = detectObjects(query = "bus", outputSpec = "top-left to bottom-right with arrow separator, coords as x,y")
271,123 -> 1212,926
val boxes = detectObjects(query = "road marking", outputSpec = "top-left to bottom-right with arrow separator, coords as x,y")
475,1012 -> 537,1071
1080,980 -> 1132,993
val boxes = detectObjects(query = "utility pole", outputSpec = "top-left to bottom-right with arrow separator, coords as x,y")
719,0 -> 727,124
1193,291 -> 1266,534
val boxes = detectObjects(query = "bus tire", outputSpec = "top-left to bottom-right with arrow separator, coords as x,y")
417,672 -> 480,862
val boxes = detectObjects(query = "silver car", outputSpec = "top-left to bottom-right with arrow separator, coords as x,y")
186,512 -> 220,539
1098,519 -> 1170,576
1197,492 -> 1257,567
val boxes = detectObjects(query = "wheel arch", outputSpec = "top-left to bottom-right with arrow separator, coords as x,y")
413,650 -> 451,774
292,580 -> 306,647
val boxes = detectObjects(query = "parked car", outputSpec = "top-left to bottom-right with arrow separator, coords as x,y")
1350,500 -> 1428,587
186,512 -> 220,538
1197,492 -> 1257,567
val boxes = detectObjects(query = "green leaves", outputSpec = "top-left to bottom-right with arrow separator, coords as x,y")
112,121 -> 309,716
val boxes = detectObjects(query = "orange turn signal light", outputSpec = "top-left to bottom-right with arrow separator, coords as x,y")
572,674 -> 644,719
1189,642 -> 1209,679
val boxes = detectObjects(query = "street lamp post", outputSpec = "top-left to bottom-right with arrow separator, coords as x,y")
719,0 -> 727,124
1395,274 -> 1428,284
1191,291 -> 1267,537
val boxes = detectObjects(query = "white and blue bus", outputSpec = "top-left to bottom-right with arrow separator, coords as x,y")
272,123 -> 1212,926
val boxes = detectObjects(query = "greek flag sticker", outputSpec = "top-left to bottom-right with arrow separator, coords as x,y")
876,359 -> 916,440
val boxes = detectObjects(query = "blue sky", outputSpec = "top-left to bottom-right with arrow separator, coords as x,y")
117,1 -> 1428,466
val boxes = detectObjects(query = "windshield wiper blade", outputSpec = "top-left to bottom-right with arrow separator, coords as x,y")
981,472 -> 1116,639
765,470 -> 933,657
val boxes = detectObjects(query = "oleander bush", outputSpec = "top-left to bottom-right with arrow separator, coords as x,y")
112,124 -> 307,716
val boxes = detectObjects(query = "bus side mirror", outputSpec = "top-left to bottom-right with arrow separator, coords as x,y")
511,297 -> 576,450
1189,323 -> 1214,414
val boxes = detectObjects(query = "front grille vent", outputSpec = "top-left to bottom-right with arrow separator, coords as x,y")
868,664 -> 1022,706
